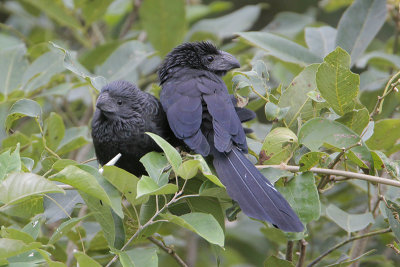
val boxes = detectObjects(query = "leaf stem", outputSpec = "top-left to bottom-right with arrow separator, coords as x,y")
286,241 -> 294,261
148,236 -> 188,267
307,228 -> 391,267
296,239 -> 307,267
370,70 -> 400,118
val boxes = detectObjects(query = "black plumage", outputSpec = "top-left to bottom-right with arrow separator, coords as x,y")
91,80 -> 176,176
159,42 -> 304,232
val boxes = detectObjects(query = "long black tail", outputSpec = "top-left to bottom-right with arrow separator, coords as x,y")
213,147 -> 304,232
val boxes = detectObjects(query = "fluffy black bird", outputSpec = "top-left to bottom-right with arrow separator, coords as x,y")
91,80 -> 176,176
159,42 -> 304,232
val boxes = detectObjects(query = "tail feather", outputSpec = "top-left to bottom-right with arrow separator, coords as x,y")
213,147 -> 304,232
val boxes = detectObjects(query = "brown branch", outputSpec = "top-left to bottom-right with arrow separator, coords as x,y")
119,0 -> 142,38
296,239 -> 308,267
307,228 -> 391,267
148,236 -> 188,267
286,241 -> 294,262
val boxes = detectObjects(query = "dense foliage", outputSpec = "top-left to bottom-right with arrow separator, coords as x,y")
0,0 -> 400,266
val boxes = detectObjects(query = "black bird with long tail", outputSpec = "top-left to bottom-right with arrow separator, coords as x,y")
158,42 -> 304,232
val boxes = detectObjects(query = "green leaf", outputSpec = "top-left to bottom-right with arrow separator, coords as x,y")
192,155 -> 225,187
5,99 -> 42,132
36,249 -> 67,267
335,0 -> 387,65
264,102 -> 289,121
22,0 -> 82,28
102,166 -> 148,205
0,45 -> 28,97
259,167 -> 294,184
161,212 -> 224,246
178,160 -> 201,180
299,118 -> 373,169
0,144 -> 21,181
325,204 -> 374,233
0,227 -> 35,244
260,127 -> 298,165
305,26 -> 337,58
385,200 -> 400,242
186,196 -> 225,231
146,132 -> 182,173
265,11 -> 314,39
299,152 -> 329,171
43,191 -> 82,223
278,64 -> 319,130
189,5 -> 261,40
326,250 -> 376,267
96,41 -> 151,84
186,2 -> 232,23
50,165 -> 123,217
371,150 -> 399,177
277,172 -> 319,224
22,215 -> 44,239
140,152 -> 170,185
49,214 -> 92,244
356,51 -> 400,69
0,173 -> 64,208
56,126 -> 90,155
136,176 -> 178,198
335,108 -> 370,135
264,255 -> 294,267
119,247 -> 158,267
316,47 -> 359,116
140,0 -> 186,57
21,50 -> 64,92
50,42 -> 107,91
44,112 -> 65,151
233,60 -> 269,97
366,119 -> 400,156
80,193 -> 125,249
75,0 -> 113,25
0,238 -> 41,259
237,31 -> 322,66
74,251 -> 102,267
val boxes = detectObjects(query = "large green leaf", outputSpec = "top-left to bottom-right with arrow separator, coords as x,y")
325,204 -> 374,233
237,32 -> 322,66
5,99 -> 42,132
189,5 -> 261,40
335,108 -> 370,135
75,0 -> 113,25
0,227 -> 35,244
146,132 -> 182,173
185,196 -> 225,231
56,126 -> 90,155
0,144 -> 21,181
140,0 -> 186,57
74,251 -> 102,267
102,166 -> 148,205
80,193 -> 125,249
265,11 -> 314,39
335,0 -> 387,65
0,173 -> 64,208
22,0 -> 82,29
278,64 -> 319,130
366,119 -> 400,155
0,45 -> 28,97
119,247 -> 158,267
0,238 -> 41,260
316,47 -> 359,116
260,127 -> 298,165
356,51 -> 400,69
48,214 -> 92,244
161,212 -> 224,246
43,191 -> 83,223
305,26 -> 336,58
298,118 -> 373,169
44,112 -> 65,151
276,172 -> 319,224
136,176 -> 178,198
139,152 -> 170,185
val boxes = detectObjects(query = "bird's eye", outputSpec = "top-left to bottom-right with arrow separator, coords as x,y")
206,55 -> 214,62
117,100 -> 123,105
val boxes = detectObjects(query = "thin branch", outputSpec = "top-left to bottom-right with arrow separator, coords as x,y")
119,0 -> 142,38
148,236 -> 188,267
257,164 -> 400,188
307,228 -> 391,267
296,239 -> 307,267
370,70 -> 400,118
286,241 -> 294,262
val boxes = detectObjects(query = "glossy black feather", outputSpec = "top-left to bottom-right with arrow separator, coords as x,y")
159,42 -> 304,232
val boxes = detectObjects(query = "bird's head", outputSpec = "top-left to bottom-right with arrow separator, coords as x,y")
158,41 -> 240,83
95,80 -> 140,120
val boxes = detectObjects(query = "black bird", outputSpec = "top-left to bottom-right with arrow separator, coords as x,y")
91,80 -> 176,176
159,42 -> 304,232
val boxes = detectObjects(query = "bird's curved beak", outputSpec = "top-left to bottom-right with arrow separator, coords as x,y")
96,92 -> 116,114
218,51 -> 241,70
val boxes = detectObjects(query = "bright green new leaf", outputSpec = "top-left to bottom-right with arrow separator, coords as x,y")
5,99 -> 42,132
136,176 -> 178,198
178,160 -> 201,180
316,47 -> 359,116
277,172 -> 319,224
326,204 -> 374,233
366,119 -> 400,155
161,212 -> 224,246
140,0 -> 186,57
140,152 -> 170,185
0,227 -> 35,244
74,251 -> 101,267
237,31 -> 322,66
0,144 -> 21,181
48,214 -> 92,244
146,132 -> 182,173
119,248 -> 158,267
0,238 -> 41,259
0,173 -> 64,208
299,152 -> 329,171
261,127 -> 298,165
192,155 -> 224,187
